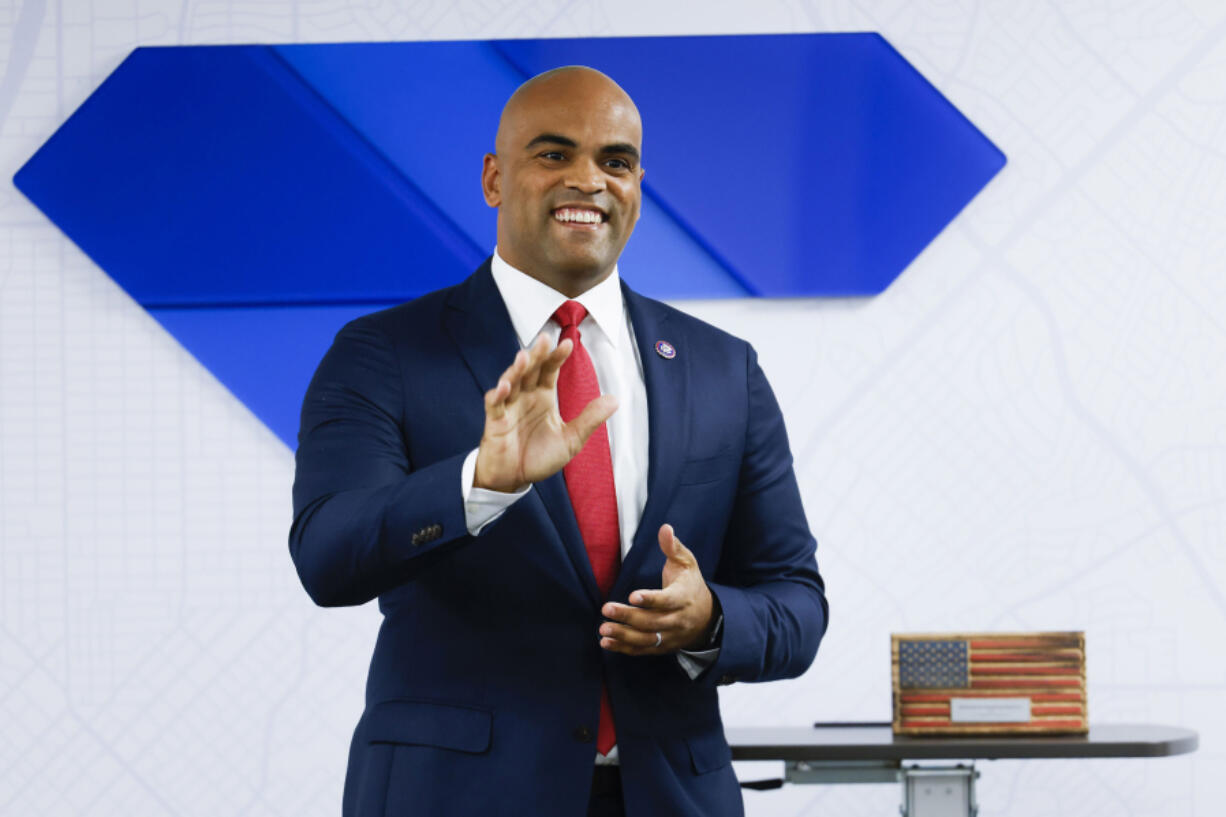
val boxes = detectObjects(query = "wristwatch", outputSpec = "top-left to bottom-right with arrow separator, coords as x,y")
702,612 -> 724,650
698,593 -> 724,650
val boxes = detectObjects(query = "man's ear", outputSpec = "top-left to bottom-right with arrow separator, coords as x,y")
633,166 -> 645,223
482,153 -> 501,207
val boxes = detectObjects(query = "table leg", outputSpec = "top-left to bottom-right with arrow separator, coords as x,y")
901,765 -> 978,817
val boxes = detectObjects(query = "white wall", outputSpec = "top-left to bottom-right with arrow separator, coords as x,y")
2,1 -> 1223,814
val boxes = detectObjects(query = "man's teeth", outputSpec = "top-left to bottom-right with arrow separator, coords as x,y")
554,208 -> 602,224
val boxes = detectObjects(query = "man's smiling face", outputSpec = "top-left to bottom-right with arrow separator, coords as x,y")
482,67 -> 645,297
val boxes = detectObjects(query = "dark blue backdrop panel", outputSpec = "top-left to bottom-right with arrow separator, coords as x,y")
495,34 -> 1006,296
273,41 -> 749,298
273,41 -> 509,258
13,35 -> 1006,449
14,45 -> 484,306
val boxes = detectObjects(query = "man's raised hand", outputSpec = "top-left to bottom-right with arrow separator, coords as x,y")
598,524 -> 716,655
474,334 -> 618,493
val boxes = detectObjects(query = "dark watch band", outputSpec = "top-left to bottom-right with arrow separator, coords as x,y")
704,612 -> 724,649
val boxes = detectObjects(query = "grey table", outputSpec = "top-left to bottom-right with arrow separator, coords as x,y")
727,723 -> 1198,817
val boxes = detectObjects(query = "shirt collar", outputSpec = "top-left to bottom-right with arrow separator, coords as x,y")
490,249 -> 625,350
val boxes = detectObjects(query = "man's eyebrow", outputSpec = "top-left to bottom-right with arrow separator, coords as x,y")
525,133 -> 577,150
523,134 -> 641,162
601,143 -> 641,161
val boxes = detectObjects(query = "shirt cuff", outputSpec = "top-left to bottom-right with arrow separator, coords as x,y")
675,607 -> 723,679
676,647 -> 721,680
462,448 -> 530,535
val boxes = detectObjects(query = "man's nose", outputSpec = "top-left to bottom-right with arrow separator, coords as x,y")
564,157 -> 606,194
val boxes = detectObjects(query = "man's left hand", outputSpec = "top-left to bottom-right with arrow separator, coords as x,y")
599,524 -> 715,655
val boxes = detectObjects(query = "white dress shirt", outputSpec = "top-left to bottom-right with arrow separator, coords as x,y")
458,250 -> 719,760
461,251 -> 649,556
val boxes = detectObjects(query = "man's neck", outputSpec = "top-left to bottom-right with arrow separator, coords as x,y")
490,250 -> 625,350
493,250 -> 613,298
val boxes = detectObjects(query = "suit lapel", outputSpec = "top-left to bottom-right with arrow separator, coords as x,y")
444,261 -> 601,606
613,285 -> 689,598
531,471 -> 601,604
443,260 -> 521,395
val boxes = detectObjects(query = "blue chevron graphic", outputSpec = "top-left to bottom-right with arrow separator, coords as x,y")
14,35 -> 1005,448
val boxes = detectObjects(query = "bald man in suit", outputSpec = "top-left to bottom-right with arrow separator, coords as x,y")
290,66 -> 828,817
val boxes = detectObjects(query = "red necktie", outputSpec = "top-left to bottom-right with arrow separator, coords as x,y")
552,300 -> 620,755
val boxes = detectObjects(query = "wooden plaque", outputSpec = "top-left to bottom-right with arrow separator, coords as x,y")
891,632 -> 1087,736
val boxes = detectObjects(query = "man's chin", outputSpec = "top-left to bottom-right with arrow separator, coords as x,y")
539,253 -> 618,293
545,246 -> 615,277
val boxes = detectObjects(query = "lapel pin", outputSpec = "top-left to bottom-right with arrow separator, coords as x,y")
654,340 -> 677,360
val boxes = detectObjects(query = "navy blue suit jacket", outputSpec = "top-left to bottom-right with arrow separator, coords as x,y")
290,261 -> 828,816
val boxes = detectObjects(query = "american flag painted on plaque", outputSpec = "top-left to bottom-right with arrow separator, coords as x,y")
892,632 -> 1087,735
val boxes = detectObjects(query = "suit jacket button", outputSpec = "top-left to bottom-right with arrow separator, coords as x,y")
411,531 -> 423,546
573,726 -> 594,743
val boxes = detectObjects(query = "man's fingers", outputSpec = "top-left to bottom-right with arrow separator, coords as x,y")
600,636 -> 650,655
564,393 -> 618,453
519,335 -> 552,391
500,349 -> 527,404
599,623 -> 669,654
626,586 -> 685,611
602,602 -> 682,631
493,337 -> 555,409
601,528 -> 713,656
484,379 -> 510,421
657,523 -> 695,565
537,338 -> 573,390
